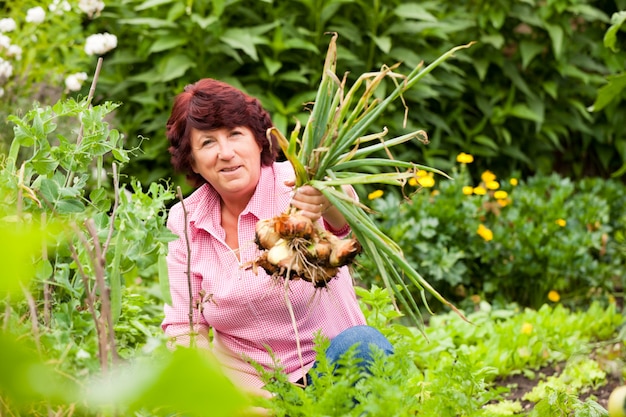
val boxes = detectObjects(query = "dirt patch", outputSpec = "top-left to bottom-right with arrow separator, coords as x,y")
495,358 -> 623,412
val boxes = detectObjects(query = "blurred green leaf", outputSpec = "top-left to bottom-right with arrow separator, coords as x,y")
85,347 -> 249,416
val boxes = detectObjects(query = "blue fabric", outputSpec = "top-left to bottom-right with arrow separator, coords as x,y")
299,325 -> 394,386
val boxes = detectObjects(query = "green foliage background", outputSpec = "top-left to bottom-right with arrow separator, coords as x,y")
75,0 -> 626,185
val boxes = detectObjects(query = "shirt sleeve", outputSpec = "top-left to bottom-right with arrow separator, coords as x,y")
161,202 -> 210,340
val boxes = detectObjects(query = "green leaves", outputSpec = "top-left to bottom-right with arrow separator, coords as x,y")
84,348 -> 248,416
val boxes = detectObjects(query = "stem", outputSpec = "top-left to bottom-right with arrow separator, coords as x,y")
68,234 -> 108,373
176,186 -> 196,347
102,163 -> 119,256
85,219 -> 119,366
42,211 -> 52,327
21,284 -> 42,353
67,57 -> 104,188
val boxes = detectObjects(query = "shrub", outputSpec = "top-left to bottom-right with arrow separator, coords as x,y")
357,154 -> 626,311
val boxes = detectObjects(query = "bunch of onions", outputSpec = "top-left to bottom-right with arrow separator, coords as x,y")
254,208 -> 361,288
254,33 -> 473,327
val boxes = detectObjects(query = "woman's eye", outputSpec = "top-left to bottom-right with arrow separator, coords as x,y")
201,139 -> 215,147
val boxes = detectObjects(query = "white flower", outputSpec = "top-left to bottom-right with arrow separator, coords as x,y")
65,72 -> 88,91
76,349 -> 91,360
0,58 -> 13,81
78,0 -> 105,18
25,6 -> 46,24
0,34 -> 10,49
49,0 -> 72,13
84,32 -> 117,55
7,45 -> 22,60
0,18 -> 16,33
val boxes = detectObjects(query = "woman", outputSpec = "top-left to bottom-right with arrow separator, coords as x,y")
161,78 -> 393,397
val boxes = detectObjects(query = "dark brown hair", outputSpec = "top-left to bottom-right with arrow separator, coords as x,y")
166,78 -> 279,187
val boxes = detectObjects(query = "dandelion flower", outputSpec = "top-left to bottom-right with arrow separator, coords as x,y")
555,219 -> 566,227
548,290 -> 560,302
26,7 -> 46,24
85,32 -> 118,55
494,190 -> 508,200
496,199 -> 509,207
473,186 -> 487,196
368,189 -> 383,200
418,176 -> 435,188
477,224 -> 493,241
456,152 -> 474,164
65,72 -> 88,92
510,178 -> 518,186
481,170 -> 496,183
0,18 -> 16,33
486,180 -> 499,190
462,186 -> 473,195
521,322 -> 533,335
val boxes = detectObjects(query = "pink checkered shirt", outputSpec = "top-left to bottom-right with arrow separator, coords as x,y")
162,161 -> 366,390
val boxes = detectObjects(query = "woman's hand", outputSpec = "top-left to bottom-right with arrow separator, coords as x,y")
287,183 -> 329,221
285,181 -> 352,231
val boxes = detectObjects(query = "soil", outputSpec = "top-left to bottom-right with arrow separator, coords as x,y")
496,355 -> 624,412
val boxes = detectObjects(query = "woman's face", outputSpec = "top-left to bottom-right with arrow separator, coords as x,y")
190,126 -> 262,201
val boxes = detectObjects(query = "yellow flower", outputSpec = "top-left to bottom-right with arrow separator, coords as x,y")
418,176 -> 435,188
510,178 -> 518,186
473,186 -> 487,195
462,186 -> 474,195
555,219 -> 566,227
496,198 -> 509,207
548,290 -> 560,303
470,294 -> 481,304
456,152 -> 474,164
368,189 -> 384,200
431,189 -> 440,196
481,170 -> 496,183
521,322 -> 533,335
486,180 -> 500,190
477,224 -> 493,241
416,170 -> 428,177
494,190 -> 508,199
408,177 -> 418,187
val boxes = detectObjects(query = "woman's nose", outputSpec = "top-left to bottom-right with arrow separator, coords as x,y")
217,140 -> 235,159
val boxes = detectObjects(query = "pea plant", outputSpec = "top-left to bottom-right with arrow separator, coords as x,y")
0,61 -> 251,415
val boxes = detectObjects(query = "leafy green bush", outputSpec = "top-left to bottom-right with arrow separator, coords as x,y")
75,0 -> 626,185
357,154 -> 626,310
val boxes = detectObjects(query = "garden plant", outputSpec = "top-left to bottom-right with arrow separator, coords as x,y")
1,1 -> 626,416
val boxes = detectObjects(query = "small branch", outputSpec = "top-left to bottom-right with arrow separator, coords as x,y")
69,228 -> 107,372
77,57 -> 103,147
176,186 -> 196,347
102,162 -> 120,256
85,219 -> 119,366
42,211 -> 52,327
21,284 -> 42,353
2,296 -> 10,332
